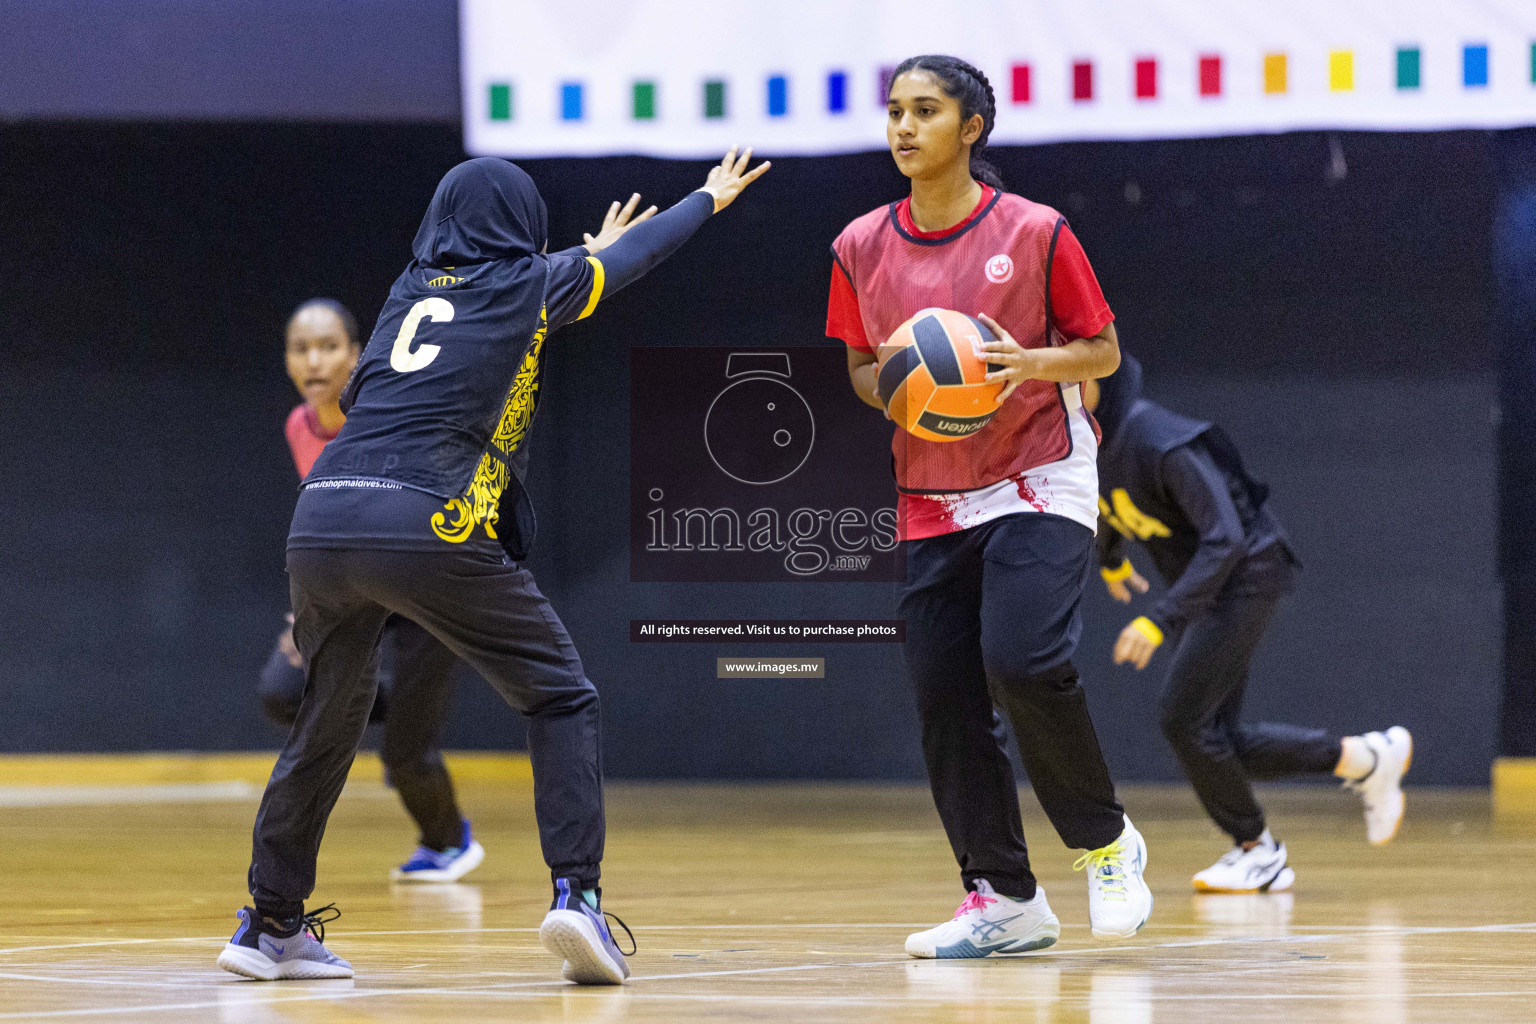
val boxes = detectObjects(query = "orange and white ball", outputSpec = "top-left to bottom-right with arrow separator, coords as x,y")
876,308 -> 1005,442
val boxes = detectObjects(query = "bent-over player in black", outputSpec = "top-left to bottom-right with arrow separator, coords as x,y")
1086,354 -> 1412,894
217,149 -> 769,985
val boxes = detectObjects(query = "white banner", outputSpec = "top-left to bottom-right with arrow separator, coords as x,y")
461,0 -> 1536,158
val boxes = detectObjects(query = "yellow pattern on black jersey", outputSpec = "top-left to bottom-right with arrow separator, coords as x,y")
1099,489 -> 1172,542
430,308 -> 548,543
577,256 -> 605,320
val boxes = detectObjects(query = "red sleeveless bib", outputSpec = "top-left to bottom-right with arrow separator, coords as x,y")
833,191 -> 1076,493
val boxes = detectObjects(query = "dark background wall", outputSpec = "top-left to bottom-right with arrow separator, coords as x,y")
1496,130 -> 1536,760
0,0 -> 459,121
0,121 -> 1501,782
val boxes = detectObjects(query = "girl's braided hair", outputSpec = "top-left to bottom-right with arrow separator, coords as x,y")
889,55 -> 1004,190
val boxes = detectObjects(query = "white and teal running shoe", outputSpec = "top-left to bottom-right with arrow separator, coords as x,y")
905,879 -> 1061,959
216,905 -> 353,981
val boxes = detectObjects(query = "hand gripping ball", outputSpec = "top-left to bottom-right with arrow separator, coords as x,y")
876,308 -> 1005,442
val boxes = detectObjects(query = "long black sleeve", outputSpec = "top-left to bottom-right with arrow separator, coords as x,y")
1148,443 -> 1247,632
593,190 -> 714,297
1097,515 -> 1126,569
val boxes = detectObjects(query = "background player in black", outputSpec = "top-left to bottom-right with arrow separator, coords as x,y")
1086,354 -> 1412,893
261,298 -> 484,883
217,149 -> 768,985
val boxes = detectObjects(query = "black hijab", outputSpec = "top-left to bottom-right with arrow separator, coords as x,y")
411,157 -> 548,267
1093,351 -> 1143,448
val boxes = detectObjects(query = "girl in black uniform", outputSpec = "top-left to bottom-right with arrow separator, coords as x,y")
217,149 -> 768,985
263,298 -> 483,884
1087,355 -> 1412,894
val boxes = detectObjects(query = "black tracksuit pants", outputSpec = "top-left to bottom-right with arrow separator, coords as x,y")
259,616 -> 466,852
249,544 -> 603,918
899,512 -> 1126,902
1159,586 -> 1341,845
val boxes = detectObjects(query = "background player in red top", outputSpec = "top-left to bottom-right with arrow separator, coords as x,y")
263,298 -> 485,884
827,55 -> 1152,957
282,299 -> 355,479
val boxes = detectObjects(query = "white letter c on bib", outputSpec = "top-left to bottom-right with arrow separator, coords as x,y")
390,297 -> 455,372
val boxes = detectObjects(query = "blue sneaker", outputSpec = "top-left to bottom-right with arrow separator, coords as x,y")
539,877 -> 634,984
390,819 -> 485,883
217,905 -> 353,981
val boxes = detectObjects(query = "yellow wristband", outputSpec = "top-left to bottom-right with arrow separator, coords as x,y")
1101,559 -> 1135,584
1129,616 -> 1164,647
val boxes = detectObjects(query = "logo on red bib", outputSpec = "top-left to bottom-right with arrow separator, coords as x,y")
984,254 -> 1014,284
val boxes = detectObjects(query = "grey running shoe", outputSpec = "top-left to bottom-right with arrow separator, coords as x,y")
539,878 -> 634,984
217,905 -> 353,980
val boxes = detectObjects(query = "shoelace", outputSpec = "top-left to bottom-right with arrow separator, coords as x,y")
604,911 -> 637,957
953,890 -> 998,919
1073,839 -> 1128,901
302,904 -> 341,944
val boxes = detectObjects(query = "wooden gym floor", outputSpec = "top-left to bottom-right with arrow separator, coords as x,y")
2,778 -> 1535,1022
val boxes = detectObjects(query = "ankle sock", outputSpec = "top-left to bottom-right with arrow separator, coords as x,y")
581,888 -> 599,910
976,878 -> 1034,902
256,910 -> 304,936
1335,736 -> 1377,781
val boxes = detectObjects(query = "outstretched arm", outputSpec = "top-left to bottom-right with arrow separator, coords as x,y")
576,193 -> 658,256
592,191 -> 715,296
594,146 -> 771,298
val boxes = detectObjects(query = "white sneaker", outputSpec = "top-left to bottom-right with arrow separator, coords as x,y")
1346,726 -> 1412,845
1192,831 -> 1292,893
905,879 -> 1060,959
1076,816 -> 1153,941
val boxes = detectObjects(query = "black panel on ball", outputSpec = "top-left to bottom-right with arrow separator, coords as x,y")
877,343 -> 923,408
912,314 -> 964,386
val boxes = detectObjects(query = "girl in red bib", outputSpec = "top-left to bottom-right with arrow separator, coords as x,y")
827,55 -> 1153,955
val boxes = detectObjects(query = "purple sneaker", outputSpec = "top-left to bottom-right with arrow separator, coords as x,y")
217,905 -> 352,981
539,878 -> 634,984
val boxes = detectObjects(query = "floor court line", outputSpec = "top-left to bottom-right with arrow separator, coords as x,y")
0,926 -> 936,957
4,917 -> 1533,957
0,919 -> 1487,952
1,917 -> 1533,1021
8,981 -> 1536,1022
2,917 -> 1532,960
